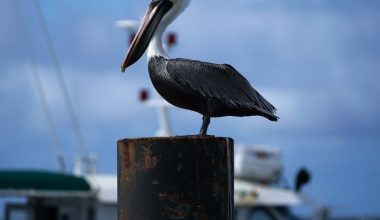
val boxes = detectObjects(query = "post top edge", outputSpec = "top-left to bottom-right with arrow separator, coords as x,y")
118,135 -> 234,143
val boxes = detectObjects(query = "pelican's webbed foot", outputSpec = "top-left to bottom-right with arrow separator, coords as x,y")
199,115 -> 210,136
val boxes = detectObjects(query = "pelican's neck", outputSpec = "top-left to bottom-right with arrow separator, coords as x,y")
147,25 -> 169,60
147,0 -> 190,61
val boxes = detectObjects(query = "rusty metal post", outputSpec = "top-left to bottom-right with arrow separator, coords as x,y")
118,136 -> 234,220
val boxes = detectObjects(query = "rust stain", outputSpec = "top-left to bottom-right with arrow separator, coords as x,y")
192,212 -> 208,220
123,142 -> 132,170
141,146 -> 159,169
121,143 -> 159,171
159,192 -> 193,219
119,207 -> 126,220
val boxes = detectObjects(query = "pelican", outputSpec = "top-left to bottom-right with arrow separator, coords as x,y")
121,0 -> 278,135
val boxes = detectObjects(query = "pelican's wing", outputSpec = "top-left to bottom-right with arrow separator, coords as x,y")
166,58 -> 278,119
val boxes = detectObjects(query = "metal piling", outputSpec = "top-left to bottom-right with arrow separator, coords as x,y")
118,136 -> 234,220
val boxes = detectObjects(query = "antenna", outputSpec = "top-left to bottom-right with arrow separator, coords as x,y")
116,20 -> 178,136
139,89 -> 172,136
115,19 -> 140,46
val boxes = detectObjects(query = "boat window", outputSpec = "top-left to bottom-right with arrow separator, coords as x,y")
5,204 -> 30,220
87,206 -> 96,220
6,209 -> 28,220
249,208 -> 275,220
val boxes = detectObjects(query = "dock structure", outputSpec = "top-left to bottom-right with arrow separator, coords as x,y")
118,136 -> 234,220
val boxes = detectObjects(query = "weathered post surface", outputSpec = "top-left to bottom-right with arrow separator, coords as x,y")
118,136 -> 234,220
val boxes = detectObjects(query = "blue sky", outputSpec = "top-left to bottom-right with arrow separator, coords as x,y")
0,0 -> 379,217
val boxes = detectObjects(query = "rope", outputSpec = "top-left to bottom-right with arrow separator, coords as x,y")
12,0 -> 66,172
32,0 -> 89,163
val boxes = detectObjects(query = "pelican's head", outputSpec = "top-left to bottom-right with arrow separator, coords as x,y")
121,0 -> 190,72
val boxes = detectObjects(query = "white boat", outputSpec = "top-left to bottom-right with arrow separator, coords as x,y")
0,91 -> 313,220
0,145 -> 310,220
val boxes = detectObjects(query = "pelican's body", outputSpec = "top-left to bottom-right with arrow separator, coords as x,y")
149,56 -> 277,119
122,0 -> 278,135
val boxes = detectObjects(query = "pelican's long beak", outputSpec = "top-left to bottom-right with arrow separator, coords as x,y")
121,0 -> 173,72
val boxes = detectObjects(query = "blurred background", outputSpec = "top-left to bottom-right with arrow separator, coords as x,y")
0,0 -> 379,219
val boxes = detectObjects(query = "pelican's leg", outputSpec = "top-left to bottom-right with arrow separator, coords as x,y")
199,115 -> 210,136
